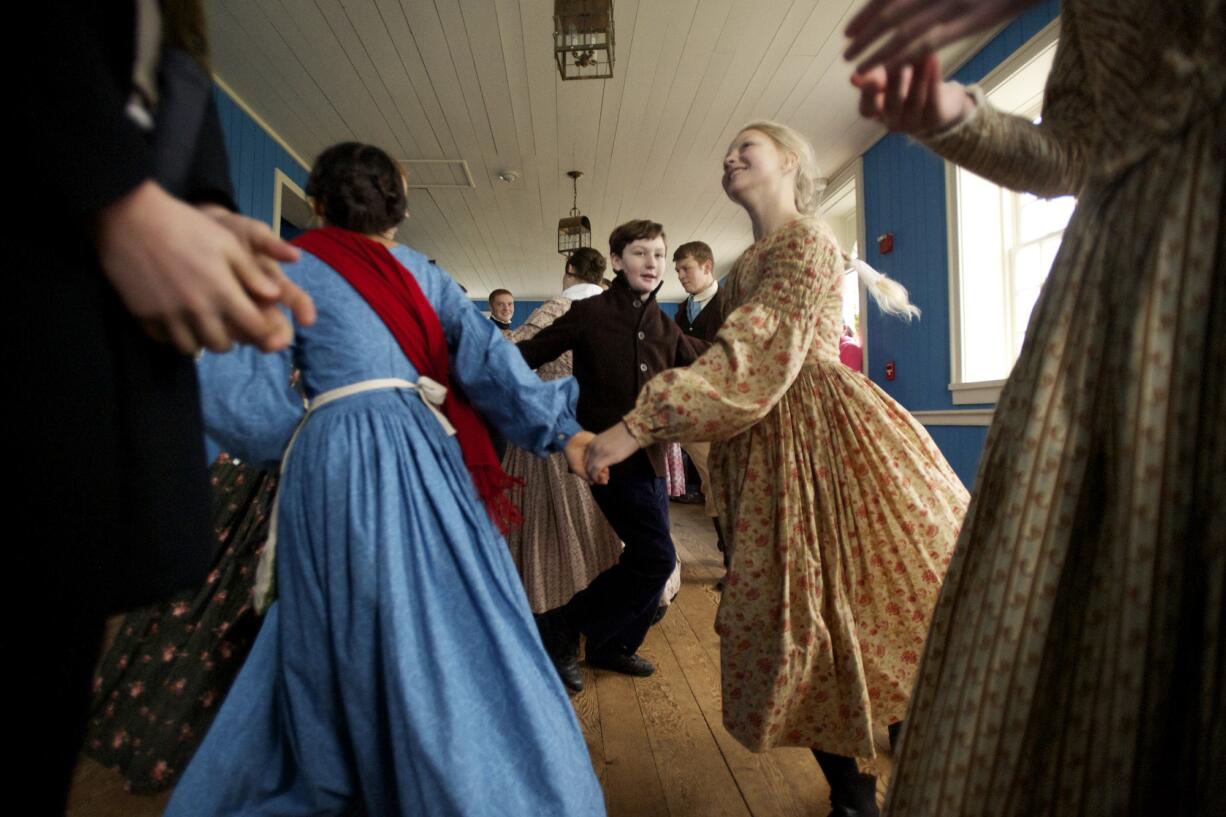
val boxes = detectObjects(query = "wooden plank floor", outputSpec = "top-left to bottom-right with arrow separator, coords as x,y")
67,502 -> 893,816
578,502 -> 832,817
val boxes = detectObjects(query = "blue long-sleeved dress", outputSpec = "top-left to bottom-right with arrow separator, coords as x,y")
164,243 -> 606,816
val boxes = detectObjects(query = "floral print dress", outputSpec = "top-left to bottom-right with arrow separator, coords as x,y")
85,456 -> 277,792
624,217 -> 969,762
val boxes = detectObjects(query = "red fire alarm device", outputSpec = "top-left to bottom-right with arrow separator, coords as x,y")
885,360 -> 896,381
877,233 -> 894,254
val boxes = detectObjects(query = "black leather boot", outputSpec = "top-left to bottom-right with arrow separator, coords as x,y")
812,749 -> 879,817
586,637 -> 657,672
586,643 -> 655,677
536,609 -> 583,694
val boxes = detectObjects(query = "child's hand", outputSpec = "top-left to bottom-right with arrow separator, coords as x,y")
563,431 -> 599,484
96,181 -> 315,355
584,422 -> 639,483
851,55 -> 973,136
198,204 -> 316,330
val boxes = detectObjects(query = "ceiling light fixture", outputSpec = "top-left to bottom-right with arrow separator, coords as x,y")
557,170 -> 591,256
554,0 -> 614,81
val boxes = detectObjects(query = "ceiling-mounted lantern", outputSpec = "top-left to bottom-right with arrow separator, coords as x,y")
558,170 -> 591,256
558,214 -> 592,256
554,0 -> 615,81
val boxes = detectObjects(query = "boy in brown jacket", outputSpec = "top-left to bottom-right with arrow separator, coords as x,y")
518,220 -> 706,690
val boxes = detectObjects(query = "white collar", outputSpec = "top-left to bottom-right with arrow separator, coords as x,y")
689,278 -> 719,307
561,282 -> 604,301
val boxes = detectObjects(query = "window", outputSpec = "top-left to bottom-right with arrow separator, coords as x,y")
273,168 -> 312,239
819,160 -> 868,373
947,21 -> 1071,404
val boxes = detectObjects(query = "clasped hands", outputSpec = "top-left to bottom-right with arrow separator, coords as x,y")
562,421 -> 642,486
96,180 -> 317,356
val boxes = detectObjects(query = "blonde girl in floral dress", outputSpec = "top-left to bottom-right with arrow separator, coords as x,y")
585,120 -> 969,816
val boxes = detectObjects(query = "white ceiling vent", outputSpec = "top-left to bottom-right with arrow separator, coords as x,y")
399,159 -> 476,190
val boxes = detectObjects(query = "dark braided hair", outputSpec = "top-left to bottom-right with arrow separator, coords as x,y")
306,142 -> 408,234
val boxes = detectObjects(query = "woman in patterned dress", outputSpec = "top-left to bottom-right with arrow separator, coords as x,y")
845,1 -> 1224,814
585,120 -> 970,817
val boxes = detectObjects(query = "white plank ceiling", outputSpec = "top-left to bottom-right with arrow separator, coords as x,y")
208,0 -> 977,299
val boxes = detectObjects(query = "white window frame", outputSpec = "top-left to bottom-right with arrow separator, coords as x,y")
819,158 -> 869,374
272,168 -> 312,237
945,18 -> 1061,405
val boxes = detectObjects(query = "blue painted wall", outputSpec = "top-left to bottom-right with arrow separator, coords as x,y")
212,86 -> 309,226
860,0 -> 1059,487
925,425 -> 992,487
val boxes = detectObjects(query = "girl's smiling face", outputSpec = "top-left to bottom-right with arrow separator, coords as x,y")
722,128 -> 792,204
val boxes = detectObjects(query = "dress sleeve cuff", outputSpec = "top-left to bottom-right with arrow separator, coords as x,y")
551,416 -> 583,451
916,84 -> 988,149
622,411 -> 655,448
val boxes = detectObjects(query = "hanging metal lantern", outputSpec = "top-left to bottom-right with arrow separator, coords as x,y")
558,170 -> 591,256
554,0 -> 614,81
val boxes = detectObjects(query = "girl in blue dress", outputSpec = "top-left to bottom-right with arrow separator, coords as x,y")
165,143 -> 606,816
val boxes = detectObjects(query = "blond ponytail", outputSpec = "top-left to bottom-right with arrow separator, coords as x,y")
843,253 -> 920,321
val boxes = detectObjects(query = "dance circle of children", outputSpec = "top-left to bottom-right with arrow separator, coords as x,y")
33,2 -> 1223,816
82,120 -> 967,817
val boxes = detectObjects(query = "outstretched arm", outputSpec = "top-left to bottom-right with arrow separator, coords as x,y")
850,6 -> 1093,198
585,223 -> 840,481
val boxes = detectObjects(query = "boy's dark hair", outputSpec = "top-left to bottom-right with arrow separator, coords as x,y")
608,219 -> 666,259
565,247 -> 607,285
488,288 -> 513,306
306,142 -> 407,235
673,241 -> 713,267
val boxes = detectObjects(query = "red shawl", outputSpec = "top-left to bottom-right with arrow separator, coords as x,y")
292,226 -> 521,532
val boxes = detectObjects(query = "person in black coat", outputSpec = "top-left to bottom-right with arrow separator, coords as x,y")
9,3 -> 314,810
673,240 -> 726,341
518,220 -> 706,686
